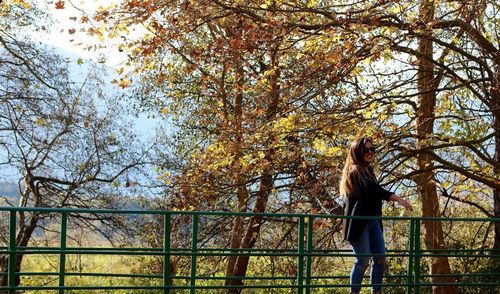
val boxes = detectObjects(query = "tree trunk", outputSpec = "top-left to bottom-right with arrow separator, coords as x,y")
415,1 -> 457,293
492,80 -> 500,257
0,255 -> 8,289
225,49 -> 280,293
0,212 -> 38,289
227,171 -> 273,294
224,180 -> 249,286
225,58 -> 250,287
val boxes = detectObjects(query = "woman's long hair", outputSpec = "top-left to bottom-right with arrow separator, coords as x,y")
339,136 -> 377,198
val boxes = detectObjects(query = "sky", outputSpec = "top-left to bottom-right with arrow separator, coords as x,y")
0,1 -> 160,185
37,0 -> 160,129
32,0 -> 125,67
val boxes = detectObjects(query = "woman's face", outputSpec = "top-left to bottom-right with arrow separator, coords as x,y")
362,141 -> 376,164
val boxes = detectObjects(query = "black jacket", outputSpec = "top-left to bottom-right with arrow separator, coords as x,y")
342,176 -> 393,242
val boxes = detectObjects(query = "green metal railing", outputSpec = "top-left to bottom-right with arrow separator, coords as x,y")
0,207 -> 499,293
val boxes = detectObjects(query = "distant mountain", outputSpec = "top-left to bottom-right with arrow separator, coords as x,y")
0,181 -> 20,205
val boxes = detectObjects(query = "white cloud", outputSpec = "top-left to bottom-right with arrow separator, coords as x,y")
31,0 -> 125,67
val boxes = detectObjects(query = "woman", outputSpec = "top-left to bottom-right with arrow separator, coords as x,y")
340,136 -> 413,294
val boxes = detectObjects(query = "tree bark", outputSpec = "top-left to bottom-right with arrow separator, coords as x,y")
225,57 -> 250,287
0,212 -> 39,288
415,1 -> 457,293
225,49 -> 280,293
492,78 -> 500,256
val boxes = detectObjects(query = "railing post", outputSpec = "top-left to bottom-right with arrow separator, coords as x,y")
190,214 -> 199,294
163,213 -> 171,294
297,216 -> 305,294
305,216 -> 313,294
414,219 -> 421,294
407,219 -> 415,294
8,210 -> 16,294
59,212 -> 68,294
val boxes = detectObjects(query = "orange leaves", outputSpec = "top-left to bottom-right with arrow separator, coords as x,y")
91,0 -> 370,214
312,218 -> 332,231
229,38 -> 240,50
127,0 -> 141,8
54,0 -> 64,9
141,37 -> 164,56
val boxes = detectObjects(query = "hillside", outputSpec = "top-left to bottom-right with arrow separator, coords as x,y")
0,181 -> 20,205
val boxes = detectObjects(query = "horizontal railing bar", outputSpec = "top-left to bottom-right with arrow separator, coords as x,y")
2,248 -> 497,257
0,250 -> 416,257
15,272 -> 162,278
1,282 -> 498,291
1,251 -> 495,259
417,253 -> 496,257
0,272 -> 406,279
0,247 -> 339,252
1,272 -> 496,280
419,273 -> 500,278
407,282 -> 500,287
1,206 -> 498,222
0,247 -> 372,252
1,246 -> 498,253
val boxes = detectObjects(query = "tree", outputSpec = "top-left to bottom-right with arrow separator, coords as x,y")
0,2 -> 152,287
214,1 -> 499,292
95,0 -> 499,293
95,0 -> 375,290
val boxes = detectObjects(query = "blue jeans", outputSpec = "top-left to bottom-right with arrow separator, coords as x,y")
348,219 -> 385,293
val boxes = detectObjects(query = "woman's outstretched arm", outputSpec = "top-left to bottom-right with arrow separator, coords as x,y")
388,194 -> 414,212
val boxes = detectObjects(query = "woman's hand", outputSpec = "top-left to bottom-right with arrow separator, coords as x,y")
389,194 -> 414,212
397,197 -> 413,212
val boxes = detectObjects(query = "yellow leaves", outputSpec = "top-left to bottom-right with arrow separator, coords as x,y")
389,3 -> 409,15
20,0 -> 30,7
390,5 -> 401,14
76,58 -> 84,65
447,136 -> 460,144
382,49 -> 394,62
259,0 -> 271,9
111,76 -> 133,89
157,172 -> 172,185
161,107 -> 169,115
258,151 -> 266,160
116,21 -> 128,31
274,115 -> 296,133
108,132 -> 117,141
97,26 -> 107,41
312,138 -> 342,157
240,154 -> 253,169
306,0 -> 318,8
8,0 -> 31,9
313,138 -> 327,153
119,77 -> 132,88
203,142 -> 234,171
35,117 -> 45,126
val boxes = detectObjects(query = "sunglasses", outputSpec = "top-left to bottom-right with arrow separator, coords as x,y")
363,146 -> 376,154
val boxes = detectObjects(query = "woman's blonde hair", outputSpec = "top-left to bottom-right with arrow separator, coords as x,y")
339,136 -> 377,198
